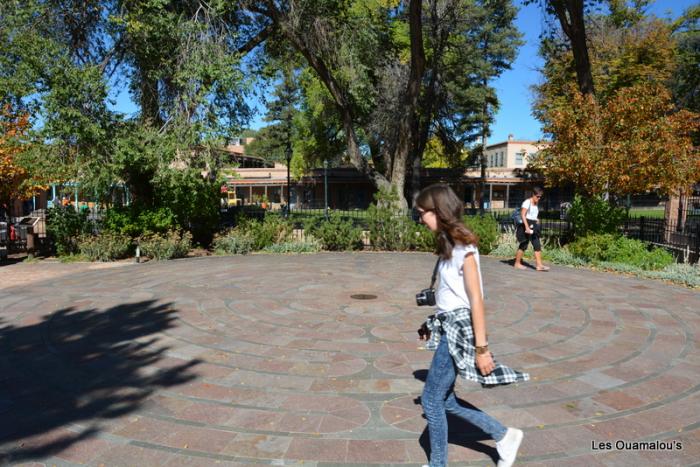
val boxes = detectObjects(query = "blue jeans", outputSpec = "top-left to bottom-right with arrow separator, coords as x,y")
422,334 -> 507,467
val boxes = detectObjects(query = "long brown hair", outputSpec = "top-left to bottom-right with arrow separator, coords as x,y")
415,184 -> 478,259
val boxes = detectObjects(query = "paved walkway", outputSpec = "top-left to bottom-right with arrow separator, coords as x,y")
1,253 -> 699,466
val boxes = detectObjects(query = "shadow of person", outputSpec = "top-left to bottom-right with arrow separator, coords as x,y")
0,300 -> 201,463
500,258 -> 536,270
413,371 -> 499,464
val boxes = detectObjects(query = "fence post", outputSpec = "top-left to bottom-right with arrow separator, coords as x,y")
639,216 -> 645,241
695,227 -> 700,264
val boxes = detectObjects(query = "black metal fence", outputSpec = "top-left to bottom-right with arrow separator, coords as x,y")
622,216 -> 700,263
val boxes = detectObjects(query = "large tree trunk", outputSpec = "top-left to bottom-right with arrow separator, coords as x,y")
389,0 -> 425,211
259,0 -> 429,211
549,0 -> 595,96
137,65 -> 162,127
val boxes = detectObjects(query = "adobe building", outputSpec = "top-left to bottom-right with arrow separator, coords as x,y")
223,134 -> 557,211
463,134 -> 551,210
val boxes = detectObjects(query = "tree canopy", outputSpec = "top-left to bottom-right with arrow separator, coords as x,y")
0,106 -> 41,206
532,5 -> 700,198
242,0 -> 521,208
1,0 -> 521,210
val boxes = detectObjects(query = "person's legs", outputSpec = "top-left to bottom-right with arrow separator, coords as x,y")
514,248 -> 526,269
444,393 -> 507,441
514,225 -> 528,269
531,227 -> 548,270
422,335 -> 456,467
534,250 -> 548,270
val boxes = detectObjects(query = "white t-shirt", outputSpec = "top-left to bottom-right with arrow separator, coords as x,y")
521,198 -> 539,221
436,244 -> 484,314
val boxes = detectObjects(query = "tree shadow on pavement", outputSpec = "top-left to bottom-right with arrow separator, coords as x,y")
0,300 -> 201,463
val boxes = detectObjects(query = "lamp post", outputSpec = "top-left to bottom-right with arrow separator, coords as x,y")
285,142 -> 292,217
323,159 -> 329,220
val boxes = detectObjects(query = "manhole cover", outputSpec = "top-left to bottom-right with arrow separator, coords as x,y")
350,294 -> 378,300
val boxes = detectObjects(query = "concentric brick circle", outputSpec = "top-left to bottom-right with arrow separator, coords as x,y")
1,253 -> 699,466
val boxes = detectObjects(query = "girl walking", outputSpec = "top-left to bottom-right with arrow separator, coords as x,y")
513,186 -> 549,271
416,184 -> 529,467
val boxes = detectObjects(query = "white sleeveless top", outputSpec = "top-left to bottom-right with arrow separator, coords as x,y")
521,198 -> 539,221
436,244 -> 483,314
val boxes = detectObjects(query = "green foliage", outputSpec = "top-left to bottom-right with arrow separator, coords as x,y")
77,233 -> 133,262
153,168 -> 222,246
542,247 -> 587,267
568,234 -> 674,270
567,195 -> 626,238
212,230 -> 254,255
366,187 -> 414,251
57,254 -> 89,263
303,212 -> 364,251
101,206 -> 176,238
237,214 -> 293,250
46,206 -> 94,256
406,222 -> 437,252
138,230 -> 192,261
671,5 -> 700,144
262,239 -> 322,254
644,263 -> 700,288
463,215 -> 499,255
488,229 -> 520,258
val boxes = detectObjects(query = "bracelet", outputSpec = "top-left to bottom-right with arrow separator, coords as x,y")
475,344 -> 489,355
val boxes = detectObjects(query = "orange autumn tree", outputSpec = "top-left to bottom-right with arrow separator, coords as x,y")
0,106 -> 37,207
532,82 -> 700,197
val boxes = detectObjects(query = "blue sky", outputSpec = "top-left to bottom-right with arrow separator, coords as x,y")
110,0 -> 696,143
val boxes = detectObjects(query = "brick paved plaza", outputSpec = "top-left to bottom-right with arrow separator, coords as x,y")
1,253 -> 699,466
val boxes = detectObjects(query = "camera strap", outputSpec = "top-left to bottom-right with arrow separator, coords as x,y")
429,257 -> 440,289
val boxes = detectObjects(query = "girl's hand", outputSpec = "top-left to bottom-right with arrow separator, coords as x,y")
417,322 -> 431,341
475,352 -> 495,375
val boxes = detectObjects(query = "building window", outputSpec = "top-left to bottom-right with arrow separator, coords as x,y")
515,151 -> 524,165
499,152 -> 504,167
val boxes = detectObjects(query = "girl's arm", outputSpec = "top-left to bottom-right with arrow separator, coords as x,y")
463,252 -> 495,375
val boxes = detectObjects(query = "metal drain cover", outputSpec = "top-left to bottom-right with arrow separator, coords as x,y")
350,294 -> 377,300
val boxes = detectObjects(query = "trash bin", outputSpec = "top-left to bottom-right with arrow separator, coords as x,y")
0,221 -> 7,260
560,202 -> 572,220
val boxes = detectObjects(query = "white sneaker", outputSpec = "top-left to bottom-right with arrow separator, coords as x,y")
496,427 -> 524,467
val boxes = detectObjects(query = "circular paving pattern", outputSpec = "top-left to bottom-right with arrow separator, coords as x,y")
0,252 -> 699,466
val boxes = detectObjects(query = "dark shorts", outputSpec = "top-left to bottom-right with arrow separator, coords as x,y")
516,221 -> 541,252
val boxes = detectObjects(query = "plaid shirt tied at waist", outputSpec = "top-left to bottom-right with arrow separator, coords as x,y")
424,307 -> 530,388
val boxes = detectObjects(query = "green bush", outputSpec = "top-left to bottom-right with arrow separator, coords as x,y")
463,215 -> 499,255
567,195 -> 626,238
237,214 -> 293,250
46,205 -> 95,255
77,233 -> 133,261
406,221 -> 437,252
367,187 -> 415,251
568,234 -> 674,270
262,239 -> 322,253
303,212 -> 364,251
101,206 -> 176,238
153,168 -> 221,246
212,230 -> 254,255
138,230 -> 192,260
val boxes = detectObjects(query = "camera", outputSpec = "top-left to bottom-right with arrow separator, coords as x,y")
416,288 -> 436,307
